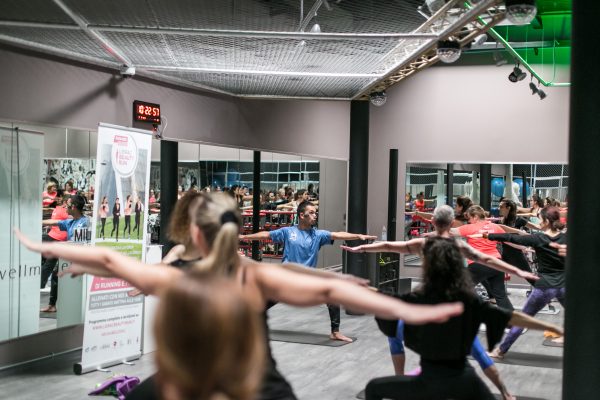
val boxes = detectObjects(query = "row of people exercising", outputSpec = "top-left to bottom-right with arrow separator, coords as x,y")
15,194 -> 563,400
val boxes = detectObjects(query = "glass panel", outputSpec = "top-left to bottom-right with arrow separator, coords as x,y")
0,126 -> 44,340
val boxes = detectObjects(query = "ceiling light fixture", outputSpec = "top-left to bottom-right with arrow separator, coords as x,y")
537,88 -> 547,100
370,91 -> 387,107
508,64 -> 527,82
472,33 -> 488,46
436,40 -> 461,63
505,0 -> 537,26
529,81 -> 538,95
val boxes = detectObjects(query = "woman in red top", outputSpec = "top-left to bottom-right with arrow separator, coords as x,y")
453,205 -> 513,311
42,181 -> 58,208
41,194 -> 69,312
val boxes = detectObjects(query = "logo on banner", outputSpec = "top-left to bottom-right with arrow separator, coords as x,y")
111,134 -> 138,177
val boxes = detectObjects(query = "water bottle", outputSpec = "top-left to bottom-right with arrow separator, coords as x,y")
381,225 -> 387,241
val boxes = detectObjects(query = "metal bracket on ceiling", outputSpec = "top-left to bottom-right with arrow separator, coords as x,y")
354,0 -> 506,98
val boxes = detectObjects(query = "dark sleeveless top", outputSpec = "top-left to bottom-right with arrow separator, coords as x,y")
241,265 -> 297,400
127,259 -> 297,400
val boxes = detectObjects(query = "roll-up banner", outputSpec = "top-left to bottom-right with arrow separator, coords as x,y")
75,123 -> 152,374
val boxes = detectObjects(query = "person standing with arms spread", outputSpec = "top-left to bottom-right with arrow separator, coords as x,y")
240,200 -> 376,342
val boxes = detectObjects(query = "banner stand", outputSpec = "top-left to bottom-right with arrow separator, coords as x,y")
76,123 -> 152,375
73,354 -> 141,375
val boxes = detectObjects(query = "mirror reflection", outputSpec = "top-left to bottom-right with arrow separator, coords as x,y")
403,163 -> 569,268
0,121 -> 346,344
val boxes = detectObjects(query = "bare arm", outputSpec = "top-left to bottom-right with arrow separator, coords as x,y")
414,210 -> 433,222
280,263 -> 369,286
42,219 -> 61,226
161,244 -> 186,265
331,232 -> 377,241
341,238 -> 425,255
239,231 -> 272,241
15,228 -> 181,295
457,241 -> 538,281
495,224 -> 526,234
255,263 -> 463,325
509,311 -> 563,336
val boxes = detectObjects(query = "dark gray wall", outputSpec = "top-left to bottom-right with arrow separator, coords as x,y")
0,45 -> 350,160
367,64 -> 570,239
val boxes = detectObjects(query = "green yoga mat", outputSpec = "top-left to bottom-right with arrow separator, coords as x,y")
269,330 -> 356,347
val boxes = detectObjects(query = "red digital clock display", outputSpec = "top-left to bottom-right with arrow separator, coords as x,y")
133,100 -> 161,124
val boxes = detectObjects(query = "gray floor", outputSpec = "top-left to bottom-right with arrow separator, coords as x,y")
0,288 -> 563,400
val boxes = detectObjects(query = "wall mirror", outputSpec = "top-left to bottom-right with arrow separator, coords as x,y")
403,162 -> 568,272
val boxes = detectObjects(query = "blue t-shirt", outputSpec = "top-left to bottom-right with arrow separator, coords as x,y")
58,216 -> 91,241
269,226 -> 332,268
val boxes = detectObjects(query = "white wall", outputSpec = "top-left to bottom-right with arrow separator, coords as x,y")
367,64 -> 570,238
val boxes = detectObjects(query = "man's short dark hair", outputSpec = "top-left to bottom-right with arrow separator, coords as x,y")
297,200 -> 314,218
71,195 -> 86,212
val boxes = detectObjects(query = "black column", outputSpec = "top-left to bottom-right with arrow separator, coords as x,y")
159,140 -> 178,256
387,149 -> 398,241
479,164 -> 491,210
346,100 -> 369,279
251,151 -> 261,261
446,163 -> 454,206
563,1 -> 600,398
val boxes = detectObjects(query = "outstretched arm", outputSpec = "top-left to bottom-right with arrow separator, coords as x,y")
255,263 -> 463,325
239,231 -> 271,241
15,228 -> 181,295
457,241 -> 538,282
279,262 -> 370,286
331,232 -> 377,241
341,238 -> 425,255
510,311 -> 563,336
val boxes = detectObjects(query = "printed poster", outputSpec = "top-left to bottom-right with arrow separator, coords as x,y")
77,123 -> 152,374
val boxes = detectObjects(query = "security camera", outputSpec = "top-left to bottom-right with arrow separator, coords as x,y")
120,65 -> 136,78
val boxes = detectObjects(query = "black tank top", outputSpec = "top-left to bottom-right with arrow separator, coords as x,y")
241,264 -> 297,400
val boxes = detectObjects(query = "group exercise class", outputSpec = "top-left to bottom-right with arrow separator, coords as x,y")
0,1 -> 595,399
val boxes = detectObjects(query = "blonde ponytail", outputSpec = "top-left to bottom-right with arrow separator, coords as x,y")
189,193 -> 242,276
196,222 -> 240,276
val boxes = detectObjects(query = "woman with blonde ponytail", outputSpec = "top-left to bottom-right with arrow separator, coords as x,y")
15,192 -> 463,400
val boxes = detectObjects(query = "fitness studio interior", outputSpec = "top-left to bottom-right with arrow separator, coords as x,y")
1,1 -> 597,400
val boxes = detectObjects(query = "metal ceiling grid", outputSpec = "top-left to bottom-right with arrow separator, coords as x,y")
101,32 -> 409,75
0,0 -> 509,99
156,70 -> 370,98
3,0 -> 74,25
61,0 -> 425,34
0,26 -> 117,63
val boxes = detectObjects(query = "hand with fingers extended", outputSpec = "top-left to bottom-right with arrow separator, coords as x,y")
340,244 -> 364,253
357,234 -> 378,241
549,242 -> 567,257
14,227 -> 58,259
516,270 -> 539,281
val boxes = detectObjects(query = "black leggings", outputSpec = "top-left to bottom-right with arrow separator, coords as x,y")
328,304 -> 341,333
365,363 -> 494,400
123,215 -> 131,235
469,262 -> 513,311
111,217 -> 120,238
100,218 -> 106,237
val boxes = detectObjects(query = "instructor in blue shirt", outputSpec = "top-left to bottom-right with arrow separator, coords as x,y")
240,200 -> 376,342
